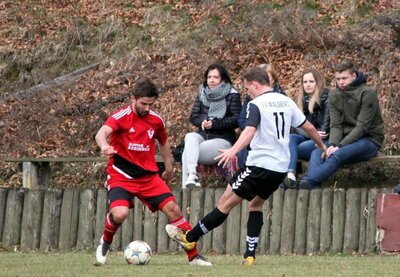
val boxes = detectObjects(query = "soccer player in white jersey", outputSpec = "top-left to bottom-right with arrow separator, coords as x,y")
166,67 -> 327,265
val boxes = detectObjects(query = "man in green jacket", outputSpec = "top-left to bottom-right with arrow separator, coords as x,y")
299,61 -> 384,189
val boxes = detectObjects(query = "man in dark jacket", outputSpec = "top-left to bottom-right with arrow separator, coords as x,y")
299,61 -> 384,189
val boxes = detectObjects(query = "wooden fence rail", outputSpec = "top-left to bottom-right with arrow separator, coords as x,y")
0,187 -> 389,254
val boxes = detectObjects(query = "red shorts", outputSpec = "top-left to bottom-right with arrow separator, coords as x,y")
105,166 -> 175,212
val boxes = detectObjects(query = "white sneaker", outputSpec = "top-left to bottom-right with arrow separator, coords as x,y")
185,173 -> 200,188
189,254 -> 212,266
95,236 -> 110,265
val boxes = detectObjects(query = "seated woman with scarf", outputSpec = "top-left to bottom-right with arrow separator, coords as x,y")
182,63 -> 242,189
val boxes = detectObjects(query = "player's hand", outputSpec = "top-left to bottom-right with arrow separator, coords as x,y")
101,145 -> 116,156
215,148 -> 235,168
161,170 -> 173,183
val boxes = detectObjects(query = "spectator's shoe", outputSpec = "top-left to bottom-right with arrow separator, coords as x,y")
185,173 -> 201,189
165,224 -> 196,251
283,176 -> 299,189
241,256 -> 255,266
189,254 -> 212,266
95,236 -> 110,265
394,183 -> 400,194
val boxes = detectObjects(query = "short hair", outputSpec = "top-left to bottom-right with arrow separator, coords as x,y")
130,78 -> 159,99
242,67 -> 270,85
334,61 -> 356,74
203,63 -> 232,87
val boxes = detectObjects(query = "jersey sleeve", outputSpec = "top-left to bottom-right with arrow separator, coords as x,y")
291,101 -> 307,128
104,113 -> 121,131
155,118 -> 168,145
246,102 -> 261,128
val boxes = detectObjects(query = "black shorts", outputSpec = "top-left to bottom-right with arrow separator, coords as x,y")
229,166 -> 286,201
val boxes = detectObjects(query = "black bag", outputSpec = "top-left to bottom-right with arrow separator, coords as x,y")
171,142 -> 185,164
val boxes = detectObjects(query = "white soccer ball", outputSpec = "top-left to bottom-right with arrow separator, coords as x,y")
123,240 -> 152,265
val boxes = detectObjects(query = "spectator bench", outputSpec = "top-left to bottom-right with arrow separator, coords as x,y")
4,155 -> 398,189
4,154 -> 238,189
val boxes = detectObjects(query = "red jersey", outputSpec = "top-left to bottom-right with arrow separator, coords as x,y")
104,105 -> 167,178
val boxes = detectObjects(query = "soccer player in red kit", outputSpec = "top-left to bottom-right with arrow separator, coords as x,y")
95,78 -> 211,266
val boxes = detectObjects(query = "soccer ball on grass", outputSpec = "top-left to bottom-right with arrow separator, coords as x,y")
123,240 -> 152,265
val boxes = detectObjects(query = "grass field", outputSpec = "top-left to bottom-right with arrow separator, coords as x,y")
0,251 -> 399,277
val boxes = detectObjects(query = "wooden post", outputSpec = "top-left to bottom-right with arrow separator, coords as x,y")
294,189 -> 310,254
239,200 -> 249,254
306,189 -> 322,255
365,189 -> 378,252
269,188 -> 284,254
2,189 -> 25,248
280,189 -> 297,255
22,162 -> 50,189
212,188 -> 226,254
358,188 -> 368,253
168,189 -> 181,252
40,188 -> 63,251
332,189 -> 346,253
0,188 -> 9,243
259,195 -> 273,254
225,199 -> 241,254
94,188 -> 107,248
201,188 -> 215,253
76,189 -> 96,250
133,198 -> 144,241
156,211 -> 168,252
143,207 -> 157,251
20,189 -> 45,251
22,162 -> 39,189
320,188 -> 333,253
343,188 -> 361,253
121,209 -> 134,248
59,188 -> 80,250
189,189 -> 204,249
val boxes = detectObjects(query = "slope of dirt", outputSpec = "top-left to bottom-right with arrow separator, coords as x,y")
0,1 -> 399,188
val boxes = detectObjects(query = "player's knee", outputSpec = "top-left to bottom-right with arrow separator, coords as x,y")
111,209 -> 129,223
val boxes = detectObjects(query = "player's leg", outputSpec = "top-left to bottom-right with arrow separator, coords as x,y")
166,184 -> 243,247
96,187 -> 132,265
242,196 -> 264,266
161,201 -> 212,266
141,174 -> 211,266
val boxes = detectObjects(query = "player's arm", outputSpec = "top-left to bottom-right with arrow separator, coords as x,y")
95,125 -> 115,156
158,140 -> 173,183
215,126 -> 256,168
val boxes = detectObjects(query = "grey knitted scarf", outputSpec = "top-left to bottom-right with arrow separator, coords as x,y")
198,82 -> 231,119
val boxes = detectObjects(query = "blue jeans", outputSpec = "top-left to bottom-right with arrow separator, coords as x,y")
302,138 -> 379,188
288,134 -> 320,173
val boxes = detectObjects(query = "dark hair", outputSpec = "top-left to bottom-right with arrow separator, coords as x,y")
242,67 -> 270,85
130,78 -> 159,99
203,63 -> 232,87
334,61 -> 356,74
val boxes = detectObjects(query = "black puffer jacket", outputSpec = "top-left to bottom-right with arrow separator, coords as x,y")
190,87 -> 242,145
302,88 -> 330,133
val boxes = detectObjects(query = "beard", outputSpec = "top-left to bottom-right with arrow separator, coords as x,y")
135,104 -> 149,117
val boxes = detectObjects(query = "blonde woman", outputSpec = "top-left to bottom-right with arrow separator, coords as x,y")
285,69 -> 330,188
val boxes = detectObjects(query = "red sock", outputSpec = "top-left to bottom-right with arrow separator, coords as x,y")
170,216 -> 199,261
103,213 -> 120,244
